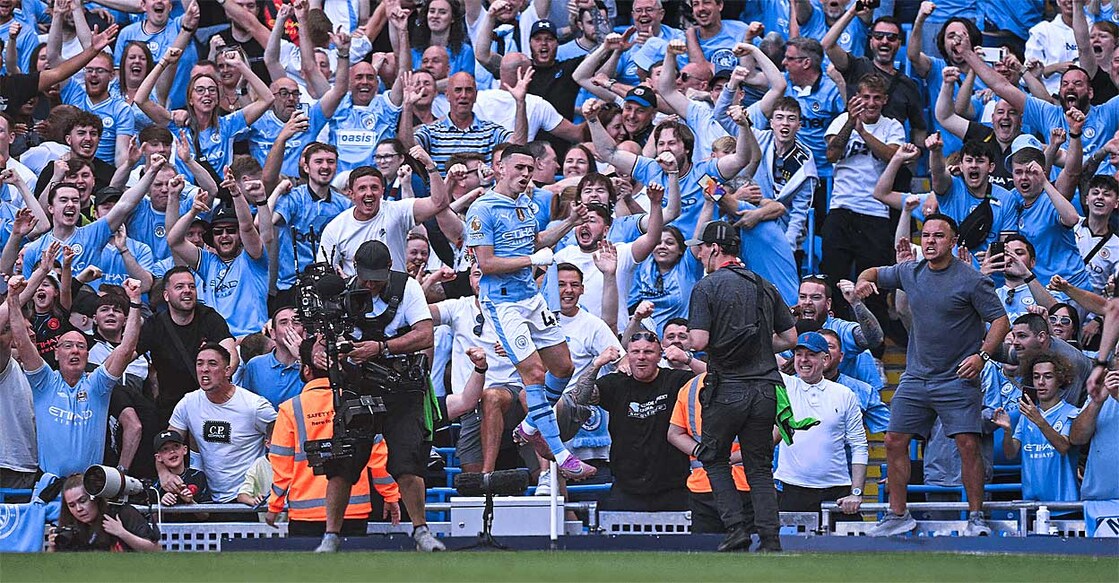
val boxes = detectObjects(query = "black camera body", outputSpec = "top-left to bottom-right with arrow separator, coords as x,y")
52,525 -> 80,550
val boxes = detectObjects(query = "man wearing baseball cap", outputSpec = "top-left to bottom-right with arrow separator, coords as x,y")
167,168 -> 274,337
684,218 -> 798,552
774,332 -> 868,522
320,240 -> 444,551
88,185 -> 156,293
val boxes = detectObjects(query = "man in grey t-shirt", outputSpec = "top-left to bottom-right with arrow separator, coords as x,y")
856,214 -> 1009,537
0,304 -> 37,498
1001,312 -> 1092,407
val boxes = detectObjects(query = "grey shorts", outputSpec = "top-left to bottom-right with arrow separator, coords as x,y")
887,376 -> 984,438
455,383 -> 591,465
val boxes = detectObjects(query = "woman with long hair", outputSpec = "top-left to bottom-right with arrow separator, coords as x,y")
48,473 -> 161,552
113,41 -> 156,131
628,224 -> 702,333
405,0 -> 476,77
135,48 -> 273,178
1046,303 -> 1082,350
213,45 -> 252,114
562,143 -> 595,179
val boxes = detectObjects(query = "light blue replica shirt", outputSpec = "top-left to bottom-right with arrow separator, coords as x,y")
1013,400 -> 1080,502
27,364 -> 118,478
273,185 -> 353,290
328,93 -> 402,172
22,220 -> 112,279
171,111 -> 251,180
465,190 -> 539,303
246,104 -> 330,178
194,248 -> 270,337
60,80 -> 135,164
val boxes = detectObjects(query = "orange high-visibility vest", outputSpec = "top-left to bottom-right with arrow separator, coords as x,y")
268,378 -> 400,521
669,373 -> 750,494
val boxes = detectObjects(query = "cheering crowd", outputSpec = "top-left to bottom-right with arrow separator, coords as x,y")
0,0 -> 1118,553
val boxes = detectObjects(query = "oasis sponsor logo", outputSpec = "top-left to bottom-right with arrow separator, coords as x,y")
203,420 -> 233,443
337,131 -> 376,146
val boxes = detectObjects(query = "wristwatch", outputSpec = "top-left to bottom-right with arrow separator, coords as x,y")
850,487 -> 862,497
979,350 -> 991,362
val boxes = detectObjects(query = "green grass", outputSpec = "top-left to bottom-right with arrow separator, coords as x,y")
2,552 -> 1117,582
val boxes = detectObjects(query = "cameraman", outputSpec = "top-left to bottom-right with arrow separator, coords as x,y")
48,473 -> 161,552
318,240 -> 441,552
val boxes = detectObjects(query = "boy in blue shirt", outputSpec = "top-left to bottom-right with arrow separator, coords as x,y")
8,275 -> 143,478
993,354 -> 1080,502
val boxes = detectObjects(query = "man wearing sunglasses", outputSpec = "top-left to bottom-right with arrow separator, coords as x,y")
167,159 -> 274,338
823,6 -> 928,151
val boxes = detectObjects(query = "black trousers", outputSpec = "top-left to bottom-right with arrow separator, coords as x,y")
778,482 -> 860,524
819,208 -> 895,352
690,490 -> 755,534
699,381 -> 780,538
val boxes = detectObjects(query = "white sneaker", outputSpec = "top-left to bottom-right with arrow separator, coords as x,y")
962,512 -> 991,536
535,469 -> 552,496
413,525 -> 446,552
314,533 -> 340,553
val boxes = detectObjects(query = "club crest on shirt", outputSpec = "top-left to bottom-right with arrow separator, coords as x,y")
812,102 -> 821,112
46,317 -> 60,330
102,116 -> 114,130
1101,248 -> 1110,260
76,390 -> 87,402
362,115 -> 377,130
1085,127 -> 1097,140
1053,419 -> 1064,432
514,335 -> 529,349
147,42 -> 160,54
155,225 -> 166,238
70,243 -> 83,257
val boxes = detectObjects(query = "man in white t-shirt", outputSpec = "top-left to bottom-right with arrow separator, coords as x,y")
158,342 -> 276,503
471,53 -> 584,144
317,165 -> 448,273
549,184 -> 664,330
550,262 -> 623,478
1025,0 -> 1079,96
820,73 -> 904,323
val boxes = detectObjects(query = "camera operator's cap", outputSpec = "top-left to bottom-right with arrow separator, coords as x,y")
795,331 -> 829,354
530,19 -> 558,39
625,85 -> 658,109
93,186 -> 125,207
354,240 -> 392,282
686,220 -> 739,247
1005,134 -> 1045,169
154,429 -> 186,450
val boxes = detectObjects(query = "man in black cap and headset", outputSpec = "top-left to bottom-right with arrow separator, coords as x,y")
315,240 -> 442,553
686,219 -> 798,553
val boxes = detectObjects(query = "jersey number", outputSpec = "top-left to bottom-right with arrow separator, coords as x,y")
541,310 -> 558,328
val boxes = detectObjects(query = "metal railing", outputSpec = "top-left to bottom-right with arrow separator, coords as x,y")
821,501 -> 1086,537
